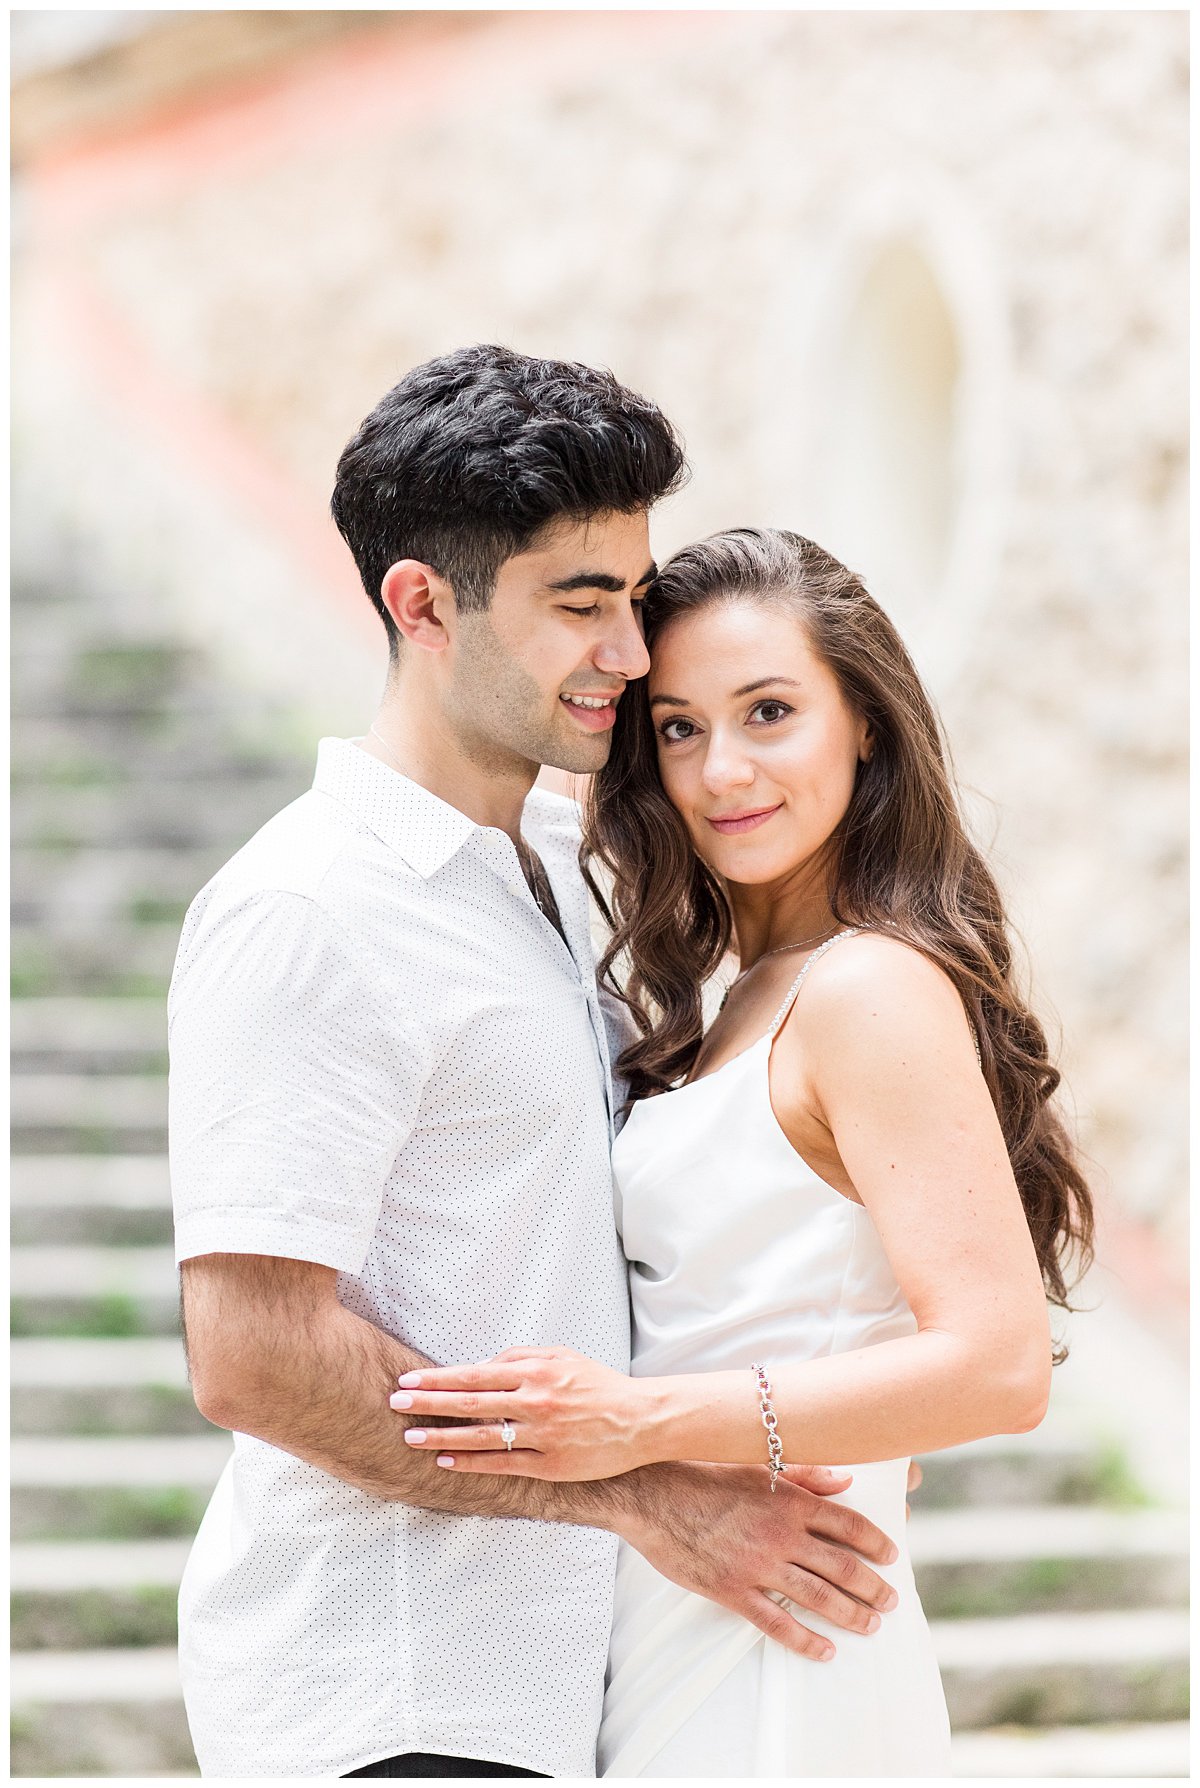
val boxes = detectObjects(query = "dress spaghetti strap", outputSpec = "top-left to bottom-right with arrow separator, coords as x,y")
765,926 -> 983,1068
766,927 -> 861,1041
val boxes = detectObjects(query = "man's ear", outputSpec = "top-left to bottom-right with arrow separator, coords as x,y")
380,560 -> 455,652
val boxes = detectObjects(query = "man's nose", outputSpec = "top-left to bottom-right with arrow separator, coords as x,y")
594,612 -> 651,682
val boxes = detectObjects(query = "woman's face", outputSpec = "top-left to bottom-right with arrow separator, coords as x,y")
648,597 -> 872,887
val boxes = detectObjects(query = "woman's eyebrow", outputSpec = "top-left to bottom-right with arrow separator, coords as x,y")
732,676 -> 803,698
650,676 -> 804,709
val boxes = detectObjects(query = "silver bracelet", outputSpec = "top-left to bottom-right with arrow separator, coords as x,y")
750,1362 -> 786,1492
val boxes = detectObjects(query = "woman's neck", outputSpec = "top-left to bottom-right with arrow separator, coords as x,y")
726,873 -> 838,972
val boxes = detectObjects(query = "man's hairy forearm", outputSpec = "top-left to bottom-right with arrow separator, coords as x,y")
183,1256 -> 653,1532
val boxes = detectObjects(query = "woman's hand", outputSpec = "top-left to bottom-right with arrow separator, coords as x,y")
388,1346 -> 660,1479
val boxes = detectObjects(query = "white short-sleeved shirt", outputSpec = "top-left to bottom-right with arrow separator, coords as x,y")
168,738 -> 632,1779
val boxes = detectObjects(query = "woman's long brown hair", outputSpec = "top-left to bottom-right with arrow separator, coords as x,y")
582,528 -> 1093,1350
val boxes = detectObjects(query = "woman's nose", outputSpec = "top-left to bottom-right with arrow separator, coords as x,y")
701,736 -> 756,794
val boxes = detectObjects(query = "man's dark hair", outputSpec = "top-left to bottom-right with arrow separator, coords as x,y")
330,344 -> 688,656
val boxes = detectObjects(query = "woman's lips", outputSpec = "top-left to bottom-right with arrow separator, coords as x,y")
707,804 -> 782,835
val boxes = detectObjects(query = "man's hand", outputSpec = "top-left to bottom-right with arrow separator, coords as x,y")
182,1253 -> 906,1662
613,1459 -> 900,1663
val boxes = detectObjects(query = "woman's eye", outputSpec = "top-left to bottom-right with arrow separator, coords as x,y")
658,717 -> 696,743
751,700 -> 794,725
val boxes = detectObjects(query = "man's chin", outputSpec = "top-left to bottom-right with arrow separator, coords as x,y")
541,725 -> 614,777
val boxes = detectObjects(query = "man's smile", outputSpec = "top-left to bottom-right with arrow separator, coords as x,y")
560,691 -> 621,731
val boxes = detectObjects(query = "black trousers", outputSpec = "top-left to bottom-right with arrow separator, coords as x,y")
344,1756 -> 547,1778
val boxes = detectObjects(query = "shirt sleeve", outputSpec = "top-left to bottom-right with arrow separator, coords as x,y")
168,887 -> 426,1272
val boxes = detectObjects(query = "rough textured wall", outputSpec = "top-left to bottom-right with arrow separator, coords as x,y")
13,10 -> 1187,1259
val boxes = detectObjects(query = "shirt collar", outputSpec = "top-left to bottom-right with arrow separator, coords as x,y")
313,737 -> 481,878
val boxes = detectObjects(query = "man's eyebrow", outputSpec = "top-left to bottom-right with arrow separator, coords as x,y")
545,562 -> 658,594
649,676 -> 803,709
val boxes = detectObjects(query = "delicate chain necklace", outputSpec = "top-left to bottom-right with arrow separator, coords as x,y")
725,925 -> 841,994
367,723 -> 406,774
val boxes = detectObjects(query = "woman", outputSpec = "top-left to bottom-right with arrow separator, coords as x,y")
391,529 -> 1094,1776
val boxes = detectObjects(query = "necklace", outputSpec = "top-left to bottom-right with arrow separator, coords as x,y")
367,723 -> 406,774
722,925 -> 840,1000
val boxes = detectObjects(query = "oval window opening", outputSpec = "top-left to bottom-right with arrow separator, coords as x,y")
822,241 -> 961,648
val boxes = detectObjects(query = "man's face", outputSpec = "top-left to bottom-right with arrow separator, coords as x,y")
444,511 -> 656,776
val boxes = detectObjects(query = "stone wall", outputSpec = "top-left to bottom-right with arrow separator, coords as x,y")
12,10 -> 1188,1268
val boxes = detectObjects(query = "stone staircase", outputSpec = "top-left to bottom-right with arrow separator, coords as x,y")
10,562 -> 310,1777
10,570 -> 1189,1776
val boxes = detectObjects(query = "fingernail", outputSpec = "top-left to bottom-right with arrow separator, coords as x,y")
390,1393 -> 413,1409
819,1644 -> 835,1661
403,1430 -> 427,1445
865,1613 -> 881,1633
886,1544 -> 900,1564
883,1588 -> 899,1609
436,1454 -> 455,1468
397,1372 -> 422,1387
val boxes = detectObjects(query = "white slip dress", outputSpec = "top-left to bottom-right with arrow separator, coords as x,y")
598,930 -> 952,1778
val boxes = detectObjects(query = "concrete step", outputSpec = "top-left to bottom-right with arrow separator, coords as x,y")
10,1648 -> 198,1777
12,845 -> 219,923
11,1337 -> 188,1384
914,1430 -> 1148,1511
910,1504 -> 1188,1617
11,1435 -> 231,1540
933,1607 -> 1190,1729
11,1244 -> 180,1335
12,672 -> 246,725
12,1154 -> 173,1245
951,1719 -> 1191,1776
12,1541 -> 188,1650
12,776 -> 303,848
13,1154 -> 171,1204
10,1505 -> 1185,1653
11,998 -> 167,1072
11,1337 -> 205,1434
11,1074 -> 166,1153
12,713 -> 300,784
8,1659 -> 1191,1779
13,1538 -> 195,1589
11,1434 -> 231,1487
12,919 -> 180,995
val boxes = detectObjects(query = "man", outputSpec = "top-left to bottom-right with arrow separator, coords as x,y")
170,345 -> 902,1779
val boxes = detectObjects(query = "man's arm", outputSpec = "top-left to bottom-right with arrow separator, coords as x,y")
182,1252 -> 901,1660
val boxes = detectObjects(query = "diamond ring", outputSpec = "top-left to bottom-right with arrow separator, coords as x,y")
500,1420 -> 516,1452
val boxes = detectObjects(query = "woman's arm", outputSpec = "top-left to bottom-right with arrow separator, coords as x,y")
396,938 -> 1053,1479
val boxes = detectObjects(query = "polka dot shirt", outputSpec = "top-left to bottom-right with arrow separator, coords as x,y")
168,738 -> 632,1778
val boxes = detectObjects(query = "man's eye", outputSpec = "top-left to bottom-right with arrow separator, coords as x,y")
562,605 -> 601,618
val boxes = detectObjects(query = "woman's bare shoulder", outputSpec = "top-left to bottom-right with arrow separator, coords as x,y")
797,930 -> 972,1048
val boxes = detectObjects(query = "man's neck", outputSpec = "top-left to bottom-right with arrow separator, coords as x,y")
359,687 -> 535,840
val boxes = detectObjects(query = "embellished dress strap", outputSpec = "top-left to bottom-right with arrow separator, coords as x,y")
766,927 -> 862,1041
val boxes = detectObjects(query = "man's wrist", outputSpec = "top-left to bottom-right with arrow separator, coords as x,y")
550,1460 -> 705,1545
